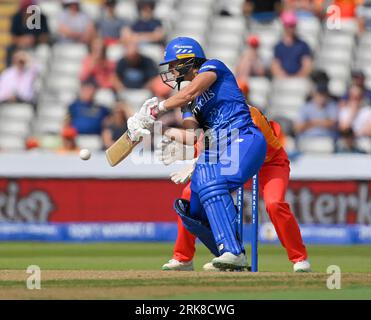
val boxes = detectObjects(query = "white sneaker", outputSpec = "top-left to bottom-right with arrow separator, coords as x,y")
212,252 -> 247,271
162,259 -> 194,271
203,262 -> 221,271
293,260 -> 312,273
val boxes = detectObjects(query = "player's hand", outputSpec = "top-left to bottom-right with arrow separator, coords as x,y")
139,97 -> 158,116
127,115 -> 151,141
169,158 -> 197,184
140,97 -> 167,119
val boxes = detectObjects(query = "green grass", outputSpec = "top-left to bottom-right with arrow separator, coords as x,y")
0,242 -> 370,273
0,242 -> 370,299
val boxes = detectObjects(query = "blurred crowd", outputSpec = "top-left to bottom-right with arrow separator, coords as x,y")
0,0 -> 370,154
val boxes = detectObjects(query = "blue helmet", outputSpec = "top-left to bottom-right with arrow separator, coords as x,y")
160,37 -> 206,66
160,37 -> 206,89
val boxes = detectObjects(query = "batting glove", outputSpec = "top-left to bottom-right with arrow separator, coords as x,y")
127,115 -> 151,142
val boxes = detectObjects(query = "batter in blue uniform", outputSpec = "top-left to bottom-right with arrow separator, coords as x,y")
146,37 -> 267,270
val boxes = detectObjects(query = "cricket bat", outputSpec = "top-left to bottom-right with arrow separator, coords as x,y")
105,131 -> 141,167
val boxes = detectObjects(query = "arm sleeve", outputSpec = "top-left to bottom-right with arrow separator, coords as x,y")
198,59 -> 224,78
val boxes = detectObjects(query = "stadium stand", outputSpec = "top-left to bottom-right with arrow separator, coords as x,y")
0,0 -> 370,154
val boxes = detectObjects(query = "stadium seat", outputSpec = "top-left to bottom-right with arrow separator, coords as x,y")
114,0 -> 137,22
0,103 -> 34,121
37,103 -> 67,120
211,17 -> 246,35
328,79 -> 347,97
248,77 -> 271,108
139,43 -> 164,65
357,138 -> 371,154
94,89 -> 116,109
297,17 -> 321,37
0,120 -> 31,138
34,44 -> 52,64
254,29 -> 280,49
272,78 -> 312,96
269,95 -> 306,121
81,2 -> 100,21
50,61 -> 82,77
33,117 -> 64,134
284,135 -> 296,154
321,63 -> 351,80
0,135 -> 25,151
52,43 -> 88,62
297,136 -> 335,153
249,77 -> 271,94
107,44 -> 125,62
339,19 -> 358,35
120,89 -> 152,111
38,0 -> 61,19
322,31 -> 355,50
249,93 -> 268,109
46,75 -> 80,93
77,135 -> 102,151
318,49 -> 353,66
176,20 -> 209,36
209,33 -> 243,49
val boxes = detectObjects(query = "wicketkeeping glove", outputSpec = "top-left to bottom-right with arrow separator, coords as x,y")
155,137 -> 195,165
169,158 -> 198,184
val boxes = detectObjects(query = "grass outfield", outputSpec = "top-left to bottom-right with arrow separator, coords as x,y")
0,242 -> 370,300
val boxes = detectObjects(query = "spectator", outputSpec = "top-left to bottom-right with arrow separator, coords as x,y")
336,128 -> 366,154
57,126 -> 80,154
80,38 -> 116,89
236,35 -> 266,79
357,0 -> 371,33
25,137 -> 40,151
7,0 -> 50,66
271,10 -> 312,78
66,78 -> 111,135
243,0 -> 282,24
102,103 -> 133,148
294,83 -> 338,139
113,41 -> 158,91
331,0 -> 358,20
311,69 -> 330,88
0,50 -> 40,104
284,0 -> 322,19
342,70 -> 371,103
338,85 -> 371,138
57,0 -> 95,44
121,0 -> 165,45
97,0 -> 130,46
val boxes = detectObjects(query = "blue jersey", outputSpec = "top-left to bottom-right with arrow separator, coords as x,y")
188,59 -> 255,134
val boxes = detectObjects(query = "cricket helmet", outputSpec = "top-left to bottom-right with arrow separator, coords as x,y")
159,37 -> 206,89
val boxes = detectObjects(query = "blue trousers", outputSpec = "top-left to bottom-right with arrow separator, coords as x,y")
189,126 -> 267,255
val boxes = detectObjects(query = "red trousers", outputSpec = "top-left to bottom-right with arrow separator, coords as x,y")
172,148 -> 308,264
